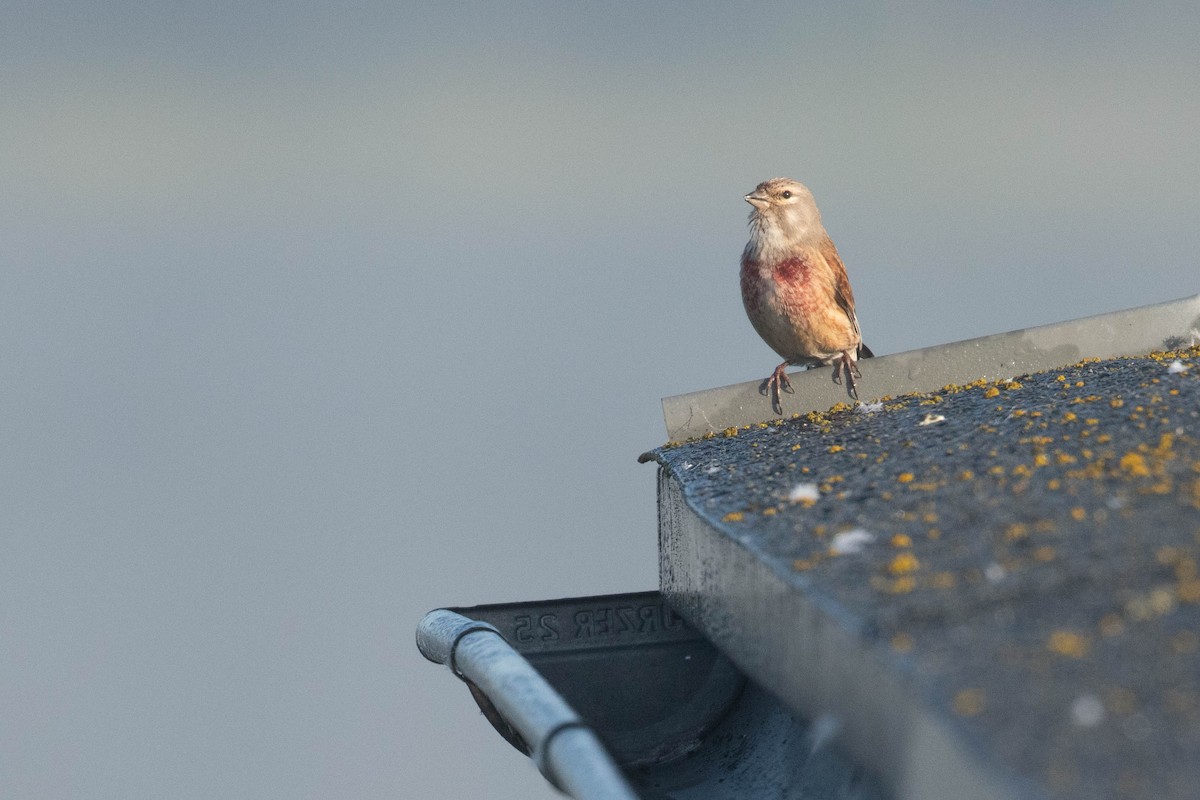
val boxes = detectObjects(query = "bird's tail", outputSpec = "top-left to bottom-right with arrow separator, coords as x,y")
858,342 -> 875,359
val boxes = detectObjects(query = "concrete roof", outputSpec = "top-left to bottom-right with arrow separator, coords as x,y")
644,346 -> 1200,799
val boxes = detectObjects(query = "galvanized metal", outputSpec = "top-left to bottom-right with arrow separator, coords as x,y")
662,293 -> 1200,440
438,592 -> 747,768
417,609 -> 638,800
421,595 -> 888,797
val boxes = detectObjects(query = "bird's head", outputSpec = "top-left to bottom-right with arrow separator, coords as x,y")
744,178 -> 823,249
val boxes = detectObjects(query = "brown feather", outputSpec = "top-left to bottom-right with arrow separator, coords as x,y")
818,234 -> 859,338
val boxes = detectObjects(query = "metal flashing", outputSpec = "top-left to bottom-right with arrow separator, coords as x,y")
661,293 -> 1200,440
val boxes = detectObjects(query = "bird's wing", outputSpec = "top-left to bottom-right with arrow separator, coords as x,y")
819,235 -> 861,337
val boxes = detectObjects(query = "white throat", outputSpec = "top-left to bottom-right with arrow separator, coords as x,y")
745,208 -> 824,263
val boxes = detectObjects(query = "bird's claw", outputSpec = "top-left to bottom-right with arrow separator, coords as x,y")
836,353 -> 861,401
763,354 -> 863,413
762,363 -> 793,416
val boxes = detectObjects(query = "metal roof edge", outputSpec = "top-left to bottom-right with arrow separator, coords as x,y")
661,293 -> 1200,441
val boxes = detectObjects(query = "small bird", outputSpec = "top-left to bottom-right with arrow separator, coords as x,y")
740,177 -> 873,414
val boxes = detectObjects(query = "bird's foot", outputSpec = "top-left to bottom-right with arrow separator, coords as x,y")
761,363 -> 794,415
833,353 -> 861,400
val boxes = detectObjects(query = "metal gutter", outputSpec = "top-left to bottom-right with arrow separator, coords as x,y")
416,609 -> 639,800
418,593 -> 886,798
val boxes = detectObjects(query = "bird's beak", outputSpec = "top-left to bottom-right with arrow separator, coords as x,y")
744,192 -> 769,209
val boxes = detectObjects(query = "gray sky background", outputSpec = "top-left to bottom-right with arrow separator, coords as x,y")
3,2 -> 1199,798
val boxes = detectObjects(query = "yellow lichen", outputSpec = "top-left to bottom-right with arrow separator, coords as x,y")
1176,558 -> 1198,581
953,688 -> 987,716
1178,580 -> 1200,604
1004,523 -> 1029,541
1034,545 -> 1056,562
1120,452 -> 1151,477
1047,630 -> 1091,658
1125,588 -> 1176,620
1157,546 -> 1181,564
888,552 -> 921,575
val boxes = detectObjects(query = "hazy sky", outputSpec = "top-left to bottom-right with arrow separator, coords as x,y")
4,3 -> 1199,798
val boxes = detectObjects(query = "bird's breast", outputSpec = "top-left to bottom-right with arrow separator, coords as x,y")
741,250 -> 856,361
772,256 -> 809,287
741,254 -> 815,313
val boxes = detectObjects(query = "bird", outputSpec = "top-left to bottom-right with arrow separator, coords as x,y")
740,177 -> 873,414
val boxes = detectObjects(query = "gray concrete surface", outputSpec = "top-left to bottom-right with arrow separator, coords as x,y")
646,346 -> 1200,799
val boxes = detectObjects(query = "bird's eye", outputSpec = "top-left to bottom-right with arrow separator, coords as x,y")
781,190 -> 792,199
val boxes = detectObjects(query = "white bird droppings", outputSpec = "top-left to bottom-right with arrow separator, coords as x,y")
830,528 -> 874,555
788,482 -> 821,503
1071,694 -> 1106,727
